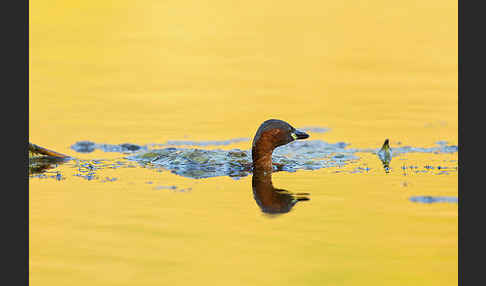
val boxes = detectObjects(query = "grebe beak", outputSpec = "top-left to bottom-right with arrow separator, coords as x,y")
291,130 -> 310,140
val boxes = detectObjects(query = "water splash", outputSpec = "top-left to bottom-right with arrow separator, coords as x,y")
36,139 -> 458,181
127,140 -> 359,179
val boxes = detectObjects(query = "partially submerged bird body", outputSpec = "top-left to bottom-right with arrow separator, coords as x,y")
29,143 -> 70,175
29,142 -> 70,159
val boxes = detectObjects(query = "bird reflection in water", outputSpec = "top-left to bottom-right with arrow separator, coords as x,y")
252,170 -> 310,215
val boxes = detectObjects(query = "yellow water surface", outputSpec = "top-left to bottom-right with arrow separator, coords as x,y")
29,1 -> 457,285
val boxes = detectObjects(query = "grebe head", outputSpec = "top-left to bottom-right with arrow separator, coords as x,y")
251,119 -> 309,169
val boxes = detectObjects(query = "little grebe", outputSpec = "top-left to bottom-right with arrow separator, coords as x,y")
251,119 -> 309,172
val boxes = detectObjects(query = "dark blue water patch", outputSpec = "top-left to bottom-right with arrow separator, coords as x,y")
71,141 -> 146,154
409,196 -> 458,204
70,141 -> 96,153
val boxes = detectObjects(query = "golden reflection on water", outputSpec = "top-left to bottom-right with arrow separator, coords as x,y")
30,0 -> 457,285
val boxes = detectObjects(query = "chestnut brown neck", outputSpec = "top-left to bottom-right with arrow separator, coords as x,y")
252,130 -> 277,172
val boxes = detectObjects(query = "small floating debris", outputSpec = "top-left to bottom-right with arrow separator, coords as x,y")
377,139 -> 392,173
409,196 -> 458,204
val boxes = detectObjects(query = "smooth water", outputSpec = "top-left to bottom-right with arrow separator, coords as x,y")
30,1 -> 457,285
